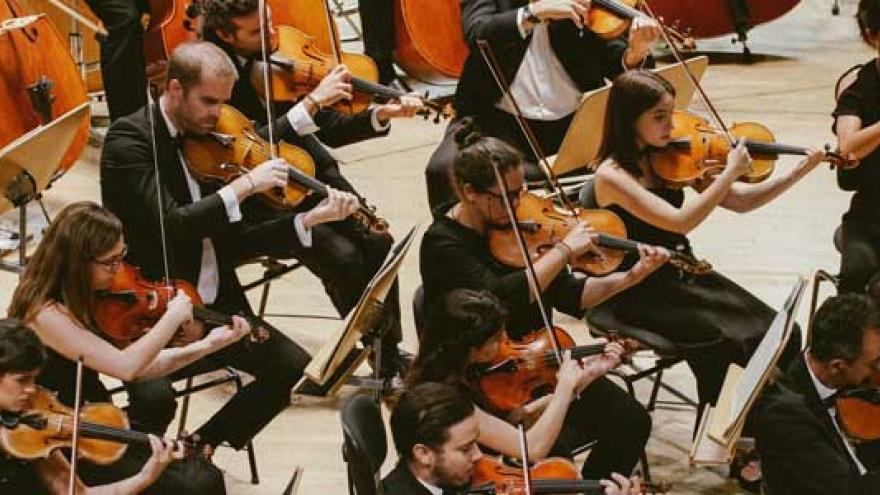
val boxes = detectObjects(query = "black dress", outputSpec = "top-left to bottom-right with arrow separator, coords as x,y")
595,188 -> 800,405
833,59 -> 880,294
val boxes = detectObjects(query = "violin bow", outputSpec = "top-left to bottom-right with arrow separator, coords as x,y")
67,355 -> 85,495
145,83 -> 174,285
637,1 -> 736,147
517,424 -> 533,495
475,40 -> 566,366
258,0 -> 279,158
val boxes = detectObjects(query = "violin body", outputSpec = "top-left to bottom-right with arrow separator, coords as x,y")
393,0 -> 468,83
488,192 -> 628,276
253,25 -> 377,114
93,262 -> 205,347
476,327 -> 578,414
0,0 -> 89,174
181,104 -> 317,208
651,110 -> 776,186
471,455 -> 593,494
0,387 -> 129,464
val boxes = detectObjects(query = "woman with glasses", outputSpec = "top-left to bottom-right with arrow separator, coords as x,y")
7,201 -> 247,493
418,119 -> 667,480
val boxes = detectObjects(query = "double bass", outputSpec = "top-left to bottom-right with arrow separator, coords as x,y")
0,0 -> 89,174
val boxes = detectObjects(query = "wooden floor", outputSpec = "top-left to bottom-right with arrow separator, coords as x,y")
0,0 -> 871,493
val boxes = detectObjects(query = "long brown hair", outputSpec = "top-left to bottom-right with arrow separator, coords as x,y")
405,289 -> 506,389
595,70 -> 676,177
8,201 -> 123,332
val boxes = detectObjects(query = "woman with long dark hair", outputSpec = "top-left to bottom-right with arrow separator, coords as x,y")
406,288 -> 640,494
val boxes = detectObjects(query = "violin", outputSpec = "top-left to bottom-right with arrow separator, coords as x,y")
651,111 -> 856,187
0,386 -> 191,464
180,104 -> 389,235
469,455 -> 670,494
473,327 -> 613,414
252,25 -> 453,122
93,262 -> 269,347
587,0 -> 693,47
487,192 -> 712,276
834,369 -> 880,443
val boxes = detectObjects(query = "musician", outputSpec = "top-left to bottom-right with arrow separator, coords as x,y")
0,318 -> 187,495
424,0 -> 662,207
84,0 -> 147,121
199,0 -> 419,373
402,290 -> 643,491
419,123 -> 667,479
589,70 -> 825,406
754,294 -> 880,494
833,0 -> 880,294
588,70 -> 826,491
99,41 -> 369,454
6,204 -> 228,493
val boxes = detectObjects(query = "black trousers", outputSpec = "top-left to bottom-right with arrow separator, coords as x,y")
547,376 -> 651,479
124,280 -> 311,450
358,0 -> 396,84
425,110 -> 575,209
237,207 -> 403,350
85,0 -> 147,121
77,445 -> 225,494
839,216 -> 880,294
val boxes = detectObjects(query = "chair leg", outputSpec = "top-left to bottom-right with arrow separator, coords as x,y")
647,368 -> 664,412
176,377 -> 194,437
258,280 -> 272,319
230,370 -> 260,485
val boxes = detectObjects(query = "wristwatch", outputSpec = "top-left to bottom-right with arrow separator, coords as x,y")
522,4 -> 541,25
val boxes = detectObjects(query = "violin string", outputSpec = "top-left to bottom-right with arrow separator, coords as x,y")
476,40 -> 565,367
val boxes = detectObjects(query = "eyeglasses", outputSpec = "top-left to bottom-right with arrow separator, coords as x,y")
93,246 -> 128,271
479,187 -> 524,205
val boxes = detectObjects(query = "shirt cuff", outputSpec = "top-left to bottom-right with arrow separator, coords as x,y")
294,212 -> 313,248
217,185 -> 242,223
286,102 -> 321,136
370,108 -> 392,132
622,49 -> 649,71
517,7 -> 532,38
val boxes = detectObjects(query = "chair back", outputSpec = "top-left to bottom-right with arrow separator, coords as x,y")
578,176 -> 599,209
341,393 -> 387,495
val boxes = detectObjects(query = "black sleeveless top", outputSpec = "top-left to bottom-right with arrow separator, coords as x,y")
605,187 -> 693,270
37,347 -> 111,408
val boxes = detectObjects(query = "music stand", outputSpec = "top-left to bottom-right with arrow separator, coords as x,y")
549,56 -> 710,176
0,102 -> 90,274
690,276 -> 807,465
303,226 -> 418,401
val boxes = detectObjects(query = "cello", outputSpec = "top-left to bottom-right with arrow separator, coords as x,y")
0,0 -> 89,174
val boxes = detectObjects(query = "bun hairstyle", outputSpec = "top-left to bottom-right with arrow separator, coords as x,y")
858,0 -> 880,46
449,117 -> 524,196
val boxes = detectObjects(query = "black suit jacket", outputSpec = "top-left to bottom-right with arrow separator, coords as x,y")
99,103 -> 257,312
754,355 -> 880,494
453,0 -> 634,119
380,462 -> 434,495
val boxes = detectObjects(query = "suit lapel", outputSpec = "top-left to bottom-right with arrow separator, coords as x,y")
150,102 -> 195,205
786,357 -> 860,473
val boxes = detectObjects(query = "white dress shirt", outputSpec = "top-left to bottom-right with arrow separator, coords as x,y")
805,353 -> 867,475
159,100 -> 242,304
495,9 -> 583,121
416,477 -> 443,495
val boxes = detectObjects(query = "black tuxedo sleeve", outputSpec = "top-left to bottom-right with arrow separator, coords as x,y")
100,119 -> 234,244
256,107 -> 387,149
461,0 -> 522,49
313,108 -> 388,147
756,394 -> 880,494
